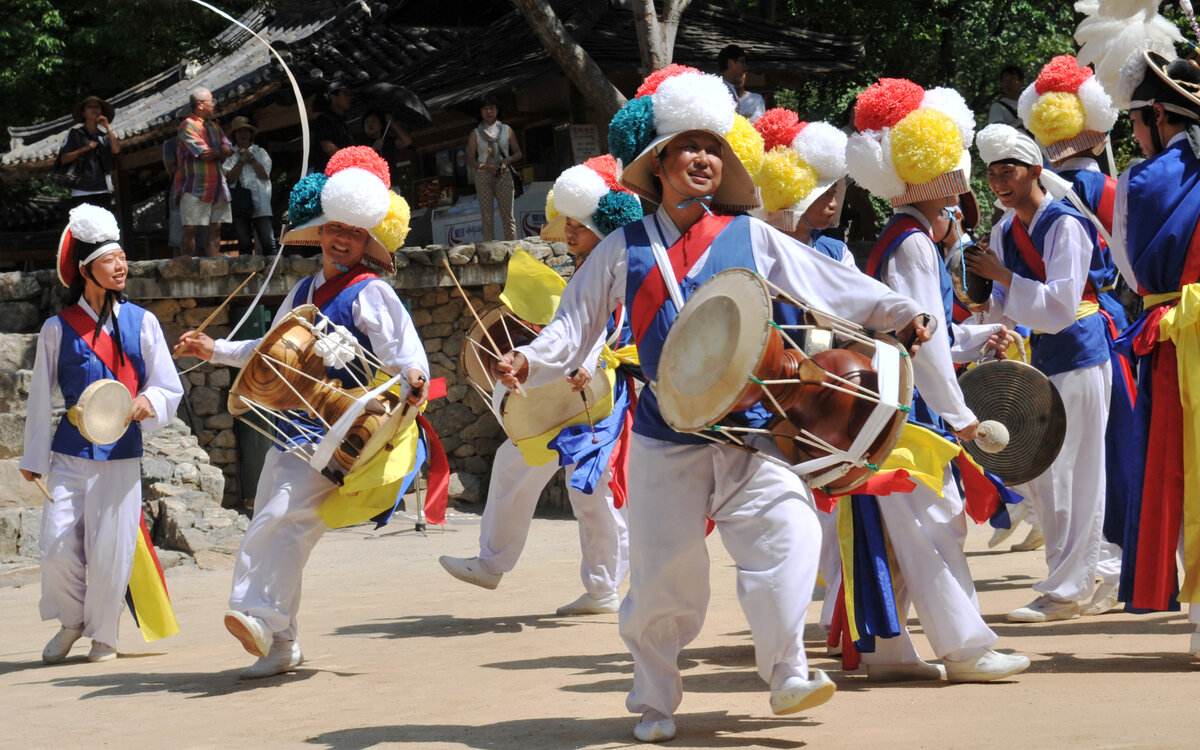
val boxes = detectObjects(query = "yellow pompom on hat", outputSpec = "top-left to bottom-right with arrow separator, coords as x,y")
1017,55 -> 1118,162
846,79 -> 975,206
749,110 -> 848,231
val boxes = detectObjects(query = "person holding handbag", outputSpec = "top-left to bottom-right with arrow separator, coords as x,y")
467,94 -> 522,241
222,116 -> 275,256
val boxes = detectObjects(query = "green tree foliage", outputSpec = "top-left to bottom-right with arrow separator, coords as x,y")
0,0 -> 257,152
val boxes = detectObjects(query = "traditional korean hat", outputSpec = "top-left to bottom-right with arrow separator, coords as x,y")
608,64 -> 764,212
749,108 -> 848,230
540,154 -> 643,241
1074,0 -> 1183,111
846,79 -> 976,207
57,204 -> 122,287
1018,55 -> 1118,162
281,146 -> 411,273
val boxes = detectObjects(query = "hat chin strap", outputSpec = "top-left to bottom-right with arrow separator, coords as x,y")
655,146 -> 715,215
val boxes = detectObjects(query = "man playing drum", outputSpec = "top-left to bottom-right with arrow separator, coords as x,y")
968,124 -> 1117,625
21,205 -> 184,664
496,68 -> 931,743
440,155 -> 641,616
846,79 -> 1030,682
175,147 -> 428,678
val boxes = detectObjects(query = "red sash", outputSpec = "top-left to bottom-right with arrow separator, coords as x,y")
59,304 -> 140,398
1010,217 -> 1098,303
1096,175 -> 1117,236
313,264 -> 378,308
629,214 -> 734,343
864,215 -> 927,279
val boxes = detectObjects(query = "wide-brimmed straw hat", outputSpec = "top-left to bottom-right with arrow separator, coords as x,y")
227,115 -> 258,136
750,109 -> 848,230
72,95 -> 115,124
540,154 -> 643,241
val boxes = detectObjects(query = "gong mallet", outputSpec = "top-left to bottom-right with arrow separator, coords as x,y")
441,258 -> 526,397
173,270 -> 259,359
569,368 -> 599,444
33,477 -> 54,503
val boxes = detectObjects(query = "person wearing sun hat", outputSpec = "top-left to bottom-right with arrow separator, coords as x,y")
965,122 -> 1116,626
175,146 -> 428,678
58,94 -> 121,210
1078,0 -> 1200,659
494,65 -> 933,742
439,154 -> 642,616
20,204 -> 183,664
846,78 -> 1029,684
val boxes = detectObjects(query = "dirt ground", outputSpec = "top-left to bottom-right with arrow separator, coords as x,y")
1,508 -> 1197,749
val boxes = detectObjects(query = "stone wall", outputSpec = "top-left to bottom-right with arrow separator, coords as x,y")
0,238 -> 575,515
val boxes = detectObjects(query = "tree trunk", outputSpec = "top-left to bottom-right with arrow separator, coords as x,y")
511,0 -> 627,120
632,0 -> 693,73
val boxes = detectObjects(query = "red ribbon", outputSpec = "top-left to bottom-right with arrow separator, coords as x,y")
59,304 -> 140,399
313,264 -> 378,308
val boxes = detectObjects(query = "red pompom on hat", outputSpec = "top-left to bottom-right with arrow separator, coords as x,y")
1034,55 -> 1093,95
582,154 -> 624,192
854,78 -> 925,132
635,64 -> 702,98
754,108 -> 804,152
325,145 -> 390,186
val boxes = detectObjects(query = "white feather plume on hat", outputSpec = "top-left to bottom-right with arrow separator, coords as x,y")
68,204 -> 119,244
1075,0 -> 1183,109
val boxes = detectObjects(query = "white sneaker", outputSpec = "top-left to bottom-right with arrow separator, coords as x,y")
633,711 -> 676,743
555,592 -> 619,616
987,504 -> 1028,548
770,669 -> 836,715
239,639 -> 303,679
1007,595 -> 1079,623
944,649 -> 1030,682
1011,526 -> 1045,551
42,625 -> 83,664
87,641 -> 118,663
1189,631 -> 1200,661
224,610 -> 272,658
439,556 -> 502,590
866,660 -> 946,682
1080,581 -> 1120,616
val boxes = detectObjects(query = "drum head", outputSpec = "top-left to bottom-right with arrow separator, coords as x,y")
958,360 -> 1066,484
76,378 -> 133,445
501,366 -> 612,442
657,269 -> 774,432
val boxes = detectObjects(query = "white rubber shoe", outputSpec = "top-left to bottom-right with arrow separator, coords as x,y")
555,592 -> 619,616
42,625 -> 83,664
1011,527 -> 1045,551
224,610 -> 272,658
987,503 -> 1029,549
633,711 -> 676,743
240,640 -> 304,679
770,669 -> 836,715
87,641 -> 118,663
1080,581 -> 1120,616
945,650 -> 1030,682
1007,595 -> 1079,623
439,556 -> 502,590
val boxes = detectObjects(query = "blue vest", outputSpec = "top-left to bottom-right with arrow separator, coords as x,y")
624,214 -> 758,444
51,302 -> 148,460
999,201 -> 1109,376
1125,138 -> 1200,295
277,275 -> 380,448
811,233 -> 849,263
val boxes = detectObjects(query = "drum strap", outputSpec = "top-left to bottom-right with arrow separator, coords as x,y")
630,213 -> 734,343
59,304 -> 139,398
309,264 -> 378,308
1009,216 -> 1099,303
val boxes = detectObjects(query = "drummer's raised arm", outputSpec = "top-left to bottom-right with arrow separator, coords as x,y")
753,222 -> 923,333
205,286 -> 303,368
515,235 -> 627,389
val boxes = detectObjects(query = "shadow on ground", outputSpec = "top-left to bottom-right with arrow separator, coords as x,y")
332,613 -> 579,640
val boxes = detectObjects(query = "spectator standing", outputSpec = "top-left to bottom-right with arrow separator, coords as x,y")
988,65 -> 1026,128
718,44 -> 766,122
356,110 -> 411,186
467,95 -> 522,241
177,88 -> 233,257
222,116 -> 275,256
57,95 -> 121,211
311,81 -> 354,173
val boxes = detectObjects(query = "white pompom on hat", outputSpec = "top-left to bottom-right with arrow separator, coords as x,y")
57,204 -> 122,287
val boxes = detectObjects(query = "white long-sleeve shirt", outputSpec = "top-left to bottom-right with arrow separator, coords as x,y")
21,299 -> 185,476
517,207 -> 925,391
211,274 -> 429,380
1111,131 -> 1189,290
984,192 -> 1092,335
878,207 -> 977,431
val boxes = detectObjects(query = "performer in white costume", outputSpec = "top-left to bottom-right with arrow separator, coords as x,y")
175,147 -> 427,678
496,68 -> 932,743
22,204 -> 183,664
440,155 -> 641,616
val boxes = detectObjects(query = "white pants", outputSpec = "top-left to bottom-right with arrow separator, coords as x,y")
816,507 -> 842,633
39,453 -> 142,648
478,440 -> 629,599
861,470 -> 997,665
1017,361 -> 1115,602
620,434 -> 820,718
229,450 -> 336,640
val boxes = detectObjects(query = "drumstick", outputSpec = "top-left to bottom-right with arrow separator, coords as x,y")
570,368 -> 599,444
173,271 -> 259,359
441,258 -> 526,397
33,477 -> 54,503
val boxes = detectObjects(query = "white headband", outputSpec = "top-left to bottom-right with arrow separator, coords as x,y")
80,241 -> 121,267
